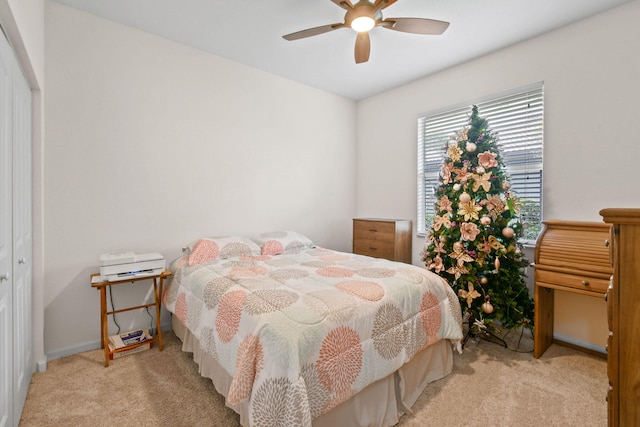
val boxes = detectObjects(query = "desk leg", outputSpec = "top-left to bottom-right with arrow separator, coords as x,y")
534,285 -> 554,358
100,287 -> 109,367
154,277 -> 164,351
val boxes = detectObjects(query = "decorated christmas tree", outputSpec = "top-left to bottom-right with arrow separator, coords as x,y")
422,105 -> 534,337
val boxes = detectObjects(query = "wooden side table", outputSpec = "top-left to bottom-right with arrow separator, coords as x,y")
90,269 -> 171,367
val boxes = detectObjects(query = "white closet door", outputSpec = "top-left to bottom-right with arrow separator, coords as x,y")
0,27 -> 32,427
0,28 -> 14,427
12,58 -> 32,421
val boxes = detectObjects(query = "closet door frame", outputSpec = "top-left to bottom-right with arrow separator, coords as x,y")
0,26 -> 15,427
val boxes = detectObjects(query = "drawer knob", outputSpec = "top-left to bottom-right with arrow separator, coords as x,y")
369,247 -> 377,251
369,229 -> 378,232
581,280 -> 589,286
605,239 -> 610,247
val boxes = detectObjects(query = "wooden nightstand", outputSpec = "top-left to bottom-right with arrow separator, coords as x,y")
352,218 -> 412,263
90,269 -> 171,367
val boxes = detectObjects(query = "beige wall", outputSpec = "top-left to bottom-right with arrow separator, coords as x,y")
36,0 -> 640,359
356,0 -> 640,351
44,2 -> 357,357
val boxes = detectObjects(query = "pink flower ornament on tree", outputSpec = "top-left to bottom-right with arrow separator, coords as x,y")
460,222 -> 480,241
477,151 -> 498,169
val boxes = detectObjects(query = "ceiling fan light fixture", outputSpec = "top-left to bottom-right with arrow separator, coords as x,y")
282,0 -> 451,64
351,16 -> 375,32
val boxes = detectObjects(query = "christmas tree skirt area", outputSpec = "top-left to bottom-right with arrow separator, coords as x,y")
398,332 -> 607,427
461,316 -> 529,350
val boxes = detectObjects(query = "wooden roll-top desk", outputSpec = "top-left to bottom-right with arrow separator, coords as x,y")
533,220 -> 612,359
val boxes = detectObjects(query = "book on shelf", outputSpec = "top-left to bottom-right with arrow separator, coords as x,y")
108,340 -> 153,360
108,329 -> 153,350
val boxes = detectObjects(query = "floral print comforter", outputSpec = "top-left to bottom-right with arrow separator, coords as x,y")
164,247 -> 463,426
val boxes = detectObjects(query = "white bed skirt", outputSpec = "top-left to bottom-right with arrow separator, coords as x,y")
172,316 -> 453,426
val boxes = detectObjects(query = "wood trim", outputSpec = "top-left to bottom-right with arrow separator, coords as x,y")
600,208 -> 640,225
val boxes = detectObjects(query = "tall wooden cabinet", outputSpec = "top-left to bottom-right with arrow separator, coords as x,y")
600,208 -> 640,427
0,29 -> 33,427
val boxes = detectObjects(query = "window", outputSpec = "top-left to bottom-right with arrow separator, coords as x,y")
417,83 -> 544,244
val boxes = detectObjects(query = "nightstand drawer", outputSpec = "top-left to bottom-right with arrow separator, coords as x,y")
536,269 -> 609,293
352,218 -> 412,263
353,239 -> 395,260
353,220 -> 395,242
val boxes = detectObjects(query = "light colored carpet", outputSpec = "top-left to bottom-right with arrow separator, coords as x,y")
19,331 -> 607,427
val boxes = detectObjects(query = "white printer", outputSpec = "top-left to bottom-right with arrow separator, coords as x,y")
99,252 -> 165,282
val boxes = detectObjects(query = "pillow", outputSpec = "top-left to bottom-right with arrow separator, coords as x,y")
184,236 -> 261,266
251,231 -> 315,256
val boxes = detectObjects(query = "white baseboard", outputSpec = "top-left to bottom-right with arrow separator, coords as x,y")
36,357 -> 48,373
47,339 -> 103,362
553,333 -> 606,354
46,321 -> 173,362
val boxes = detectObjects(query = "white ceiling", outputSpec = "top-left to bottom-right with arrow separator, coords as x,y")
51,0 -> 633,100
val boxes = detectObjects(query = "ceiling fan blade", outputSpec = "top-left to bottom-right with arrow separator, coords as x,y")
331,0 -> 354,10
382,17 -> 450,35
354,32 -> 370,64
283,23 -> 345,41
373,0 -> 398,11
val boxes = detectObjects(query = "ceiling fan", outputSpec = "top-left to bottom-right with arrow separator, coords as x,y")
282,0 -> 449,64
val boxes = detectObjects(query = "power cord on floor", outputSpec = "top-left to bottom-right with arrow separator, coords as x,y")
502,327 -> 534,353
108,285 -> 121,335
145,306 -> 155,336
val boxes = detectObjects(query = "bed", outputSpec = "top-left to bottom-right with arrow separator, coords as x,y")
163,231 -> 463,427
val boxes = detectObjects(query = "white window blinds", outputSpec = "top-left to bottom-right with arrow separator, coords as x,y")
417,83 -> 544,243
